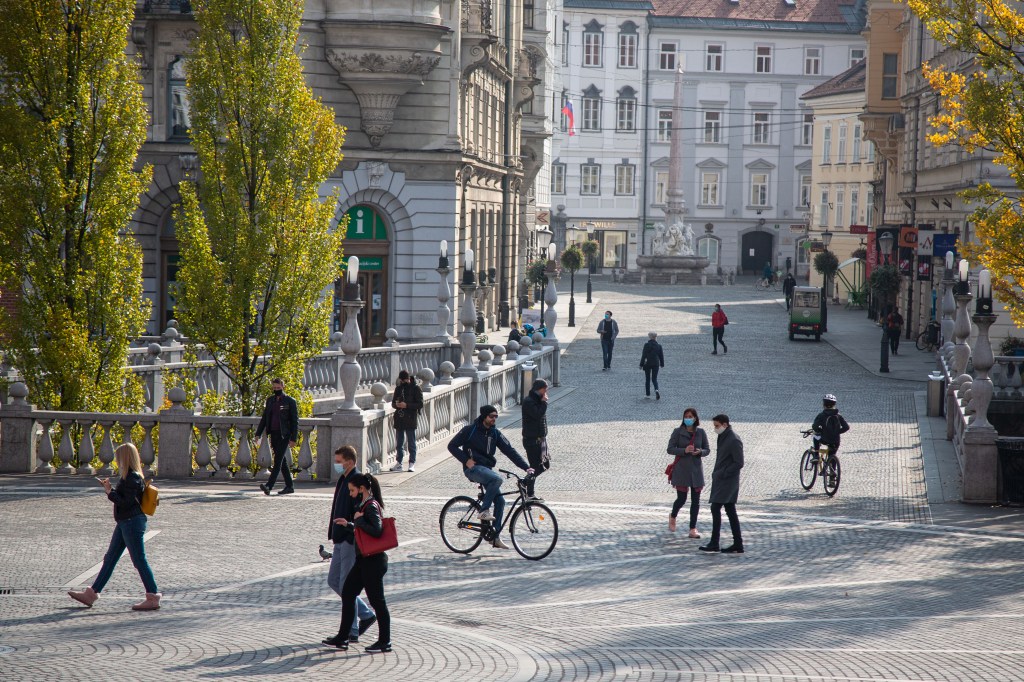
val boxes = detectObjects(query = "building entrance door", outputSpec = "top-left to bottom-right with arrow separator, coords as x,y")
741,230 -> 774,275
337,205 -> 390,346
599,230 -> 627,271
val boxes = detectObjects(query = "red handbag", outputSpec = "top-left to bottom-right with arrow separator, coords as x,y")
354,500 -> 399,556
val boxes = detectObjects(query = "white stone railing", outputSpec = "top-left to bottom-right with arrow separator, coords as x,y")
992,356 -> 1024,399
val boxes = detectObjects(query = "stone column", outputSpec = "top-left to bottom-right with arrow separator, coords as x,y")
437,264 -> 453,341
0,383 -> 36,473
157,387 -> 195,478
963,313 -> 999,505
456,280 -> 479,377
338,297 -> 364,413
542,274 -> 559,345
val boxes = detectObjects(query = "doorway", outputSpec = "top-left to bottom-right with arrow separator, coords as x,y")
337,205 -> 390,346
599,230 -> 627,271
741,230 -> 774,275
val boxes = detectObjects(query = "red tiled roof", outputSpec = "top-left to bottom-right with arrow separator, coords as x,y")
652,0 -> 851,24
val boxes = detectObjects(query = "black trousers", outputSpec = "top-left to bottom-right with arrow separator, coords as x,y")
671,488 -> 701,529
339,552 -> 390,643
712,327 -> 727,352
265,431 -> 293,490
888,328 -> 901,353
523,437 -> 550,496
709,502 -> 742,547
644,366 -> 660,395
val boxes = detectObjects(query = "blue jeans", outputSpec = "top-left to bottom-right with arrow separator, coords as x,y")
395,429 -> 417,464
601,337 -> 615,368
328,541 -> 375,635
92,513 -> 158,594
464,465 -> 505,530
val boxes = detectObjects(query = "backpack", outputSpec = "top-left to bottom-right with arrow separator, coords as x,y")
821,414 -> 843,444
141,479 -> 159,516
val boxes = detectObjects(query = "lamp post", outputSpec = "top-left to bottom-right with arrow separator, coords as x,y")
878,231 -> 894,373
566,225 -> 579,327
436,240 -> 452,342
456,248 -> 478,376
585,222 -> 595,304
536,226 -> 553,326
339,256 -> 364,411
821,230 -> 833,334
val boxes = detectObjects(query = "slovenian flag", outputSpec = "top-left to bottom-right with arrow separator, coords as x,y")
561,100 -> 576,136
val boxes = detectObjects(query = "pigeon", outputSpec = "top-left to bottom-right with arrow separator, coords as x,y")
318,544 -> 332,561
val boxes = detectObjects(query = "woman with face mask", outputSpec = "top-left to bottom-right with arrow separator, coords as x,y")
665,408 -> 710,537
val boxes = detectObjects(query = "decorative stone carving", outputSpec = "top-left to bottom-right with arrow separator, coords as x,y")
367,161 -> 386,189
651,222 -> 695,257
326,51 -> 440,78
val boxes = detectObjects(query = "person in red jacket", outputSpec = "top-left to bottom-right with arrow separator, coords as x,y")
711,304 -> 729,355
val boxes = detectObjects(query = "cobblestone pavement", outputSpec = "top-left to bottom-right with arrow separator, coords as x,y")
3,283 -> 1024,681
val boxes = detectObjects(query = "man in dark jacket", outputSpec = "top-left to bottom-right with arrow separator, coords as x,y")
256,378 -> 300,496
783,272 -> 797,310
811,393 -> 850,460
521,379 -> 551,499
640,331 -> 665,399
323,446 -> 375,646
597,311 -> 619,370
448,405 -> 533,549
389,370 -> 424,472
700,414 -> 744,554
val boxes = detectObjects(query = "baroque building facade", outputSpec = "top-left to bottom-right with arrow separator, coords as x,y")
128,0 -> 559,344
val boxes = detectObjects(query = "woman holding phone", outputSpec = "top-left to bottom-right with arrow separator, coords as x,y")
68,443 -> 161,611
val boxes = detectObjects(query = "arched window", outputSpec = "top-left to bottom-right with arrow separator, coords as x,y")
168,56 -> 191,140
698,236 -> 720,265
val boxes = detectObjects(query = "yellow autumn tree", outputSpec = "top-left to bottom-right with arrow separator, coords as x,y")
909,0 -> 1024,325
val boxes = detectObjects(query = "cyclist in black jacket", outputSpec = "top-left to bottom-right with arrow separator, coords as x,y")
811,393 -> 850,461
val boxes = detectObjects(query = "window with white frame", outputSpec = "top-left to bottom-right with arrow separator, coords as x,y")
523,1 -> 535,29
701,172 -> 721,205
616,89 -> 636,131
562,24 -> 569,65
866,139 -> 876,162
706,44 -> 724,72
819,188 -> 830,226
168,56 -> 191,139
797,239 -> 811,266
583,29 -> 603,67
704,111 -> 722,143
852,124 -> 862,162
804,47 -> 821,75
551,163 -> 566,194
866,189 -> 875,226
654,171 -> 668,204
822,124 -> 832,163
850,47 -> 865,67
618,29 -> 637,68
850,186 -> 860,223
659,42 -> 677,70
698,236 -> 720,265
755,45 -> 773,73
750,173 -> 769,206
801,113 -> 814,145
615,164 -> 635,195
753,111 -> 770,144
657,109 -> 673,142
581,164 -> 600,195
882,53 -> 899,98
799,174 -> 812,207
834,186 -> 846,227
837,123 -> 848,162
582,88 -> 601,130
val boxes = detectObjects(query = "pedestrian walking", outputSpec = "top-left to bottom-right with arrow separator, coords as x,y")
640,332 -> 665,399
597,310 -> 619,370
711,304 -> 729,355
389,370 -> 423,472
448,405 -> 534,549
68,443 -> 161,611
700,414 -> 744,554
330,473 -> 392,652
886,308 -> 904,355
256,378 -> 299,496
322,446 -> 377,647
665,408 -> 710,537
521,378 -> 551,500
783,272 -> 796,310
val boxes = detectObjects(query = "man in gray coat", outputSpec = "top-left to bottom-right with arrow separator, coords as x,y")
700,414 -> 744,554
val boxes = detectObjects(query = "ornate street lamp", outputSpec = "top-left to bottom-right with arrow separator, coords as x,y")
339,256 -> 364,411
878,231 -> 894,265
877,231 -> 895,372
536,226 -> 553,324
457,248 -> 478,376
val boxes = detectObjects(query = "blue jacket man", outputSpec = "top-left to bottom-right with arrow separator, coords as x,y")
448,405 -> 532,549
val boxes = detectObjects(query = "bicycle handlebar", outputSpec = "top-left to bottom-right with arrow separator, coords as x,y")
499,468 -> 535,481
801,429 -> 815,437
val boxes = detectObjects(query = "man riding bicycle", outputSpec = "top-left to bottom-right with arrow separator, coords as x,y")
448,405 -> 534,550
811,393 -> 850,462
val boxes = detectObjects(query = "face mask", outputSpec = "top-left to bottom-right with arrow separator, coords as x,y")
683,418 -> 695,427
333,461 -> 345,474
273,388 -> 283,396
604,314 -> 610,319
714,425 -> 726,435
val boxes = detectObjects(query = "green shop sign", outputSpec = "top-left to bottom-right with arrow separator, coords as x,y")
342,255 -> 383,271
343,205 -> 388,240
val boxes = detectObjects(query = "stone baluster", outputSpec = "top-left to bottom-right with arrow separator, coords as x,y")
96,421 -> 116,477
384,328 -> 400,385
297,424 -> 315,480
36,420 -> 56,473
437,263 -> 453,342
77,420 -> 96,475
237,426 -> 255,479
457,279 -> 479,377
418,368 -> 435,393
543,274 -> 559,345
438,360 -> 455,385
477,349 -> 493,372
339,287 -> 365,412
968,313 -> 997,431
256,432 -> 273,478
57,419 -> 76,474
940,267 -> 956,354
506,340 -> 520,360
194,424 -> 213,476
214,425 -> 233,478
139,421 -> 157,477
491,345 -> 505,366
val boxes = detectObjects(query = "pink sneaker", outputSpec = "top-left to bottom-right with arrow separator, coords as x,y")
668,516 -> 677,532
68,587 -> 98,607
688,528 -> 701,539
131,592 -> 161,611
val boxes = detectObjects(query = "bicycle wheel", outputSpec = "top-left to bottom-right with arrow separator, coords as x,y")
799,449 -> 818,490
823,456 -> 841,497
439,496 -> 485,554
915,330 -> 929,351
509,501 -> 558,560
753,279 -> 763,291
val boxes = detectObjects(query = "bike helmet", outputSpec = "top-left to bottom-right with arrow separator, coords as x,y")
823,393 -> 837,403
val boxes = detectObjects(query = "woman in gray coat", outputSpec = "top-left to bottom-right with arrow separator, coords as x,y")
700,414 -> 744,554
665,407 -> 710,537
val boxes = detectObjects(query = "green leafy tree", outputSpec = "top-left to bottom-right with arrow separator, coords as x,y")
176,0 -> 347,415
560,244 -> 584,274
0,0 -> 151,411
580,239 -> 599,271
909,0 -> 1024,326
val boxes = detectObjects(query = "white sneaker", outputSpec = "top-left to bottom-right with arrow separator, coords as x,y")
479,510 -> 495,522
407,464 -> 415,472
491,537 -> 510,549
389,463 -> 403,472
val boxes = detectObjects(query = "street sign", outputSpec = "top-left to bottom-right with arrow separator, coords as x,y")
536,211 -> 549,225
789,224 -> 807,233
849,224 -> 869,234
917,231 -> 934,256
899,225 -> 918,248
933,233 -> 957,258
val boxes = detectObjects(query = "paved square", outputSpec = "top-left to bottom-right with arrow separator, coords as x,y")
3,283 -> 1024,681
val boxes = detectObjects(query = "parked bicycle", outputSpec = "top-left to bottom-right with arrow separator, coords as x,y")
439,469 -> 558,560
798,429 -> 841,497
916,320 -> 941,352
754,275 -> 781,292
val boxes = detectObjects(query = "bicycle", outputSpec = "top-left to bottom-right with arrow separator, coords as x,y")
915,320 -> 941,352
754,276 -> 781,292
798,429 -> 841,497
438,469 -> 559,561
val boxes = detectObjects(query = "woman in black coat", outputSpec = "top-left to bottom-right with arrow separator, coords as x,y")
665,407 -> 710,537
700,414 -> 744,554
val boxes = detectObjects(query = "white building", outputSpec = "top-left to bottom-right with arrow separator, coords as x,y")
559,0 -> 867,276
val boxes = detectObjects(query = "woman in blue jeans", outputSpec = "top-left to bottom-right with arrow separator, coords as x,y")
68,443 -> 161,611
